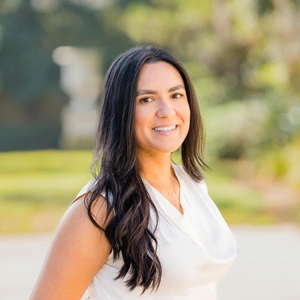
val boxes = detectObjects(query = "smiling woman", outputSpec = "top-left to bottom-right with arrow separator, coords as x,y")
30,45 -> 237,300
135,62 -> 190,156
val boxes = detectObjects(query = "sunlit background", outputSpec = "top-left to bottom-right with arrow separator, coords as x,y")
0,0 -> 300,299
1,0 -> 299,231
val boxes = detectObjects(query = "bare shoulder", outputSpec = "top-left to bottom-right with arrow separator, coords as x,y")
66,192 -> 112,230
30,193 -> 112,300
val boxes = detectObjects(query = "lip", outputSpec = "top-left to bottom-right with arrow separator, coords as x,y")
152,124 -> 178,134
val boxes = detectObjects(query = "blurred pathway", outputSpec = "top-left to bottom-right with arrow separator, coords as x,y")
218,224 -> 300,300
1,224 -> 300,300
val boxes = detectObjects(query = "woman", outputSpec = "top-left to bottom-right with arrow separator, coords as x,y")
31,45 -> 237,299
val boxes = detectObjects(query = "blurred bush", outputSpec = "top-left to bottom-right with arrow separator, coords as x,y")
0,0 -> 299,230
0,0 -> 133,151
1,0 -> 299,156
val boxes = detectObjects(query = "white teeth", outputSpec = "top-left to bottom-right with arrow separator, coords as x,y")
154,125 -> 176,132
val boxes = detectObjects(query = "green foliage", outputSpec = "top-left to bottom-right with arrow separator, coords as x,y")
117,0 -> 300,159
0,120 -> 61,151
206,174 -> 271,224
255,138 -> 300,186
0,1 -> 298,233
0,0 -> 133,151
0,0 -> 299,157
0,150 -> 276,233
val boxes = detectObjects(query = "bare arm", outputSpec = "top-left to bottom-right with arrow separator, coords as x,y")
30,195 -> 112,300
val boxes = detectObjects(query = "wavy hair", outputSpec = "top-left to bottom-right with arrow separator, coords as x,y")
86,45 -> 207,293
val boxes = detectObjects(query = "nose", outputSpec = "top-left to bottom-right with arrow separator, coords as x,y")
157,98 -> 176,118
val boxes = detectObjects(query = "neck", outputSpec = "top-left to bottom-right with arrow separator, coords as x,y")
137,149 -> 182,213
137,150 -> 175,185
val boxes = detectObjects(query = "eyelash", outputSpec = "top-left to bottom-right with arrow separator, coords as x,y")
139,93 -> 184,103
139,97 -> 153,103
172,93 -> 183,99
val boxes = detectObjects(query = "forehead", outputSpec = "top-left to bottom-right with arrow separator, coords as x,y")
137,61 -> 184,89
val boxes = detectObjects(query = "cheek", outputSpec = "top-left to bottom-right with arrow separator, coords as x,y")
182,105 -> 191,136
135,109 -> 145,129
182,103 -> 191,125
134,108 -> 149,140
135,106 -> 155,128
186,106 -> 191,121
186,114 -> 191,134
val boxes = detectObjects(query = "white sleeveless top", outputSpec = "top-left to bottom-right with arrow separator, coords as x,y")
76,164 -> 237,300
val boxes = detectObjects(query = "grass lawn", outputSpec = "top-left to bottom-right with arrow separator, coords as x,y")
0,150 -> 274,233
0,150 -> 93,233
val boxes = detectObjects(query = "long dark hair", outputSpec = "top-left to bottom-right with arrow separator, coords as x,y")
86,45 -> 207,293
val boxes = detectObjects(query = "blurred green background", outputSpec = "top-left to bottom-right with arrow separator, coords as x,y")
0,0 -> 299,233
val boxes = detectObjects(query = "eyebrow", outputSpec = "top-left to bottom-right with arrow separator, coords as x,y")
169,84 -> 185,92
136,84 -> 185,96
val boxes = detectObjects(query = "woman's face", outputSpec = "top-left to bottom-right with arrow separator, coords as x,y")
135,61 -> 190,157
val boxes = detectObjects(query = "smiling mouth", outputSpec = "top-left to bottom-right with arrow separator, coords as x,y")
153,125 -> 177,132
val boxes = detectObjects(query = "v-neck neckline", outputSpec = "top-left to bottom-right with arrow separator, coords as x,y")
143,164 -> 185,218
144,170 -> 211,251
143,165 -> 236,259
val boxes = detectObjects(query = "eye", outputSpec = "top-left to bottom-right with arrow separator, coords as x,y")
172,93 -> 183,99
139,97 -> 153,104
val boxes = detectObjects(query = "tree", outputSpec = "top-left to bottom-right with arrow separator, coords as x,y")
0,0 -> 133,151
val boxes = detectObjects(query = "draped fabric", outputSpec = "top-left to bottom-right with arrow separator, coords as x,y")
76,164 -> 237,299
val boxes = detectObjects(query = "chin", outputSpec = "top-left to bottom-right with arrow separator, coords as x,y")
156,145 -> 181,154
